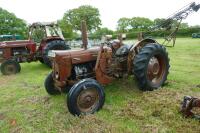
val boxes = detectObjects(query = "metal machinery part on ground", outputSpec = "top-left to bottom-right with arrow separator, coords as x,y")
181,96 -> 200,120
0,22 -> 70,75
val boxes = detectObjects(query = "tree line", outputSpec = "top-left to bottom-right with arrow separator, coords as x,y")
0,7 -> 27,38
0,5 -> 199,40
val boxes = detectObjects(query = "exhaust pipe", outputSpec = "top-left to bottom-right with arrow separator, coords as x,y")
81,21 -> 88,50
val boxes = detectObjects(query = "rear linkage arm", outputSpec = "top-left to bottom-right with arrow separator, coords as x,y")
180,96 -> 200,120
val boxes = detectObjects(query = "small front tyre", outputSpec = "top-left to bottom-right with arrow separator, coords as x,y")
67,78 -> 105,116
0,60 -> 21,75
44,72 -> 61,95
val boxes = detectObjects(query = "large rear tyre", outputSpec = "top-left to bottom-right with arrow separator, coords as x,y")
133,43 -> 170,91
43,40 -> 70,67
0,60 -> 21,75
44,72 -> 61,95
67,78 -> 105,116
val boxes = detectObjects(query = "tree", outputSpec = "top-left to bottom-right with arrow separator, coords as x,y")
0,7 -> 27,38
180,23 -> 189,29
117,17 -> 131,32
90,27 -> 114,39
63,5 -> 101,32
129,17 -> 153,30
117,17 -> 153,32
57,19 -> 75,39
154,18 -> 166,26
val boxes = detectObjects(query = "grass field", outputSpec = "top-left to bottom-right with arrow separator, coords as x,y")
0,38 -> 200,133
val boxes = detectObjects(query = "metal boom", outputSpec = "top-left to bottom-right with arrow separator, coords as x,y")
147,2 -> 200,47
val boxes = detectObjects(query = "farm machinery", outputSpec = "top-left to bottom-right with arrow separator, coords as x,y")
45,2 -> 200,116
0,22 -> 70,75
181,96 -> 200,120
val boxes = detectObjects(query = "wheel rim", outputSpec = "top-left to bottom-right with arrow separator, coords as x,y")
147,55 -> 166,85
77,87 -> 99,113
4,64 -> 17,74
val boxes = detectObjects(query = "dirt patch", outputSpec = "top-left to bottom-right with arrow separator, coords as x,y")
119,101 -> 145,119
9,127 -> 22,133
0,113 -> 6,120
21,82 -> 41,89
17,96 -> 50,105
142,125 -> 159,133
68,115 -> 117,133
0,75 -> 15,85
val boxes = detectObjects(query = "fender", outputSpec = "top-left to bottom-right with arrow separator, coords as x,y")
95,44 -> 113,85
127,38 -> 158,74
130,38 -> 157,52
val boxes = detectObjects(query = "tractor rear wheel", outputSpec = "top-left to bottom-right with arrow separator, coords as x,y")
44,72 -> 61,95
133,43 -> 170,91
67,78 -> 105,116
0,60 -> 21,75
43,40 -> 70,67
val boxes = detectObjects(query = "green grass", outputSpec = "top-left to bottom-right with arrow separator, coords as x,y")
0,38 -> 200,133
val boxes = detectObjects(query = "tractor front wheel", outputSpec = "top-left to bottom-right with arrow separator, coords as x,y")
133,43 -> 170,91
44,72 -> 61,95
67,78 -> 105,116
0,60 -> 21,75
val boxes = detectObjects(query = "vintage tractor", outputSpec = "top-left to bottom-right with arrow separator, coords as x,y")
45,2 -> 200,116
45,21 -> 170,116
0,22 -> 70,75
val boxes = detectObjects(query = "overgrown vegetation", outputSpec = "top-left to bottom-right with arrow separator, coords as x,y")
1,6 -> 199,40
0,8 -> 27,38
0,38 -> 200,132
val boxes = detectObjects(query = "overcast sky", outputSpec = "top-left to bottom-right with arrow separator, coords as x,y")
0,0 -> 199,30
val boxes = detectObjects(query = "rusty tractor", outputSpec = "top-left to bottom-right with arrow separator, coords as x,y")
45,21 -> 170,116
0,22 -> 70,75
45,2 -> 200,116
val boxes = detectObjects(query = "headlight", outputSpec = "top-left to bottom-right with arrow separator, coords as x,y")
48,50 -> 56,57
55,72 -> 59,79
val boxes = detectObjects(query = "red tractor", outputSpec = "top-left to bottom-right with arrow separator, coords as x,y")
45,21 -> 170,116
0,22 -> 70,75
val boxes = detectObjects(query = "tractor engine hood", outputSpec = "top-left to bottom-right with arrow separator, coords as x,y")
48,47 -> 100,83
49,47 -> 100,64
0,40 -> 35,48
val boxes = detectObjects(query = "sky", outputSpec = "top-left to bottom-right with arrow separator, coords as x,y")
0,0 -> 199,30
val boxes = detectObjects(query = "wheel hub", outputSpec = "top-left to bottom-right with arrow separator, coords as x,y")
147,56 -> 164,83
148,57 -> 160,75
5,64 -> 16,74
77,88 -> 99,113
